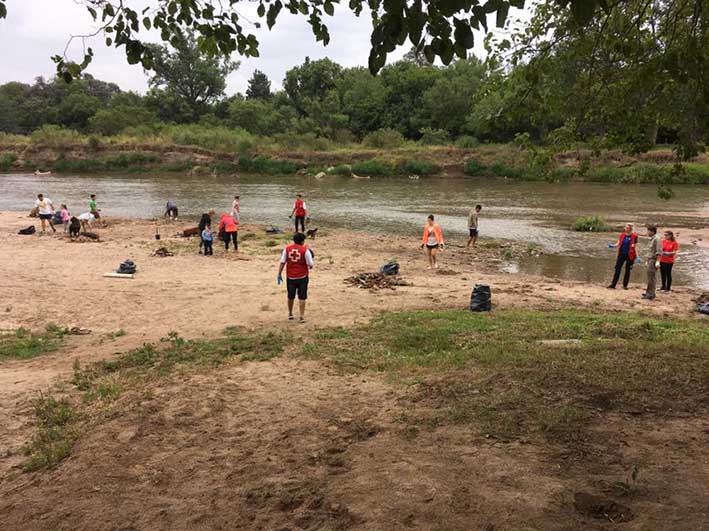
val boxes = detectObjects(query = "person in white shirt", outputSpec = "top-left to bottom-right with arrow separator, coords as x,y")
34,193 -> 56,233
77,212 -> 96,232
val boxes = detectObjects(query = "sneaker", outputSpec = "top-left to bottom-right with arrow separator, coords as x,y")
606,285 -> 616,289
622,286 -> 629,290
288,315 -> 294,321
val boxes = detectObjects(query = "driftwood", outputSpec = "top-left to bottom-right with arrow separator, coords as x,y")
182,226 -> 200,237
344,272 -> 412,290
151,247 -> 174,257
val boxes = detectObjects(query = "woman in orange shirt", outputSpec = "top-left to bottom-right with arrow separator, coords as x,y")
659,230 -> 679,292
420,214 -> 445,269
218,213 -> 239,253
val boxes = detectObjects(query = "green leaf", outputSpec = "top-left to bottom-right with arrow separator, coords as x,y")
143,17 -> 152,30
87,7 -> 97,19
0,3 -> 6,19
496,2 -> 509,28
454,19 -> 474,48
570,0 -> 598,25
324,2 -> 334,16
423,44 -> 435,64
257,3 -> 265,17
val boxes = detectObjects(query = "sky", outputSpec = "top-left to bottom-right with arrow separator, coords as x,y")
0,0 -> 529,95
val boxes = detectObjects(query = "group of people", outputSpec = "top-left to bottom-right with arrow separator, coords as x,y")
33,193 -> 102,234
608,223 -> 680,299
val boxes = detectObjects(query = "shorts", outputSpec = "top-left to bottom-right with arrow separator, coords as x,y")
469,228 -> 478,237
426,243 -> 439,249
287,276 -> 309,300
39,213 -> 52,220
91,211 -> 100,219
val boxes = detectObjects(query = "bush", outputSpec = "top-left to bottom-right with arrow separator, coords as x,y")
53,152 -> 159,173
464,159 -> 486,175
330,164 -> 353,176
238,156 -> 301,174
161,124 -> 256,155
351,159 -> 395,176
573,215 -> 612,232
419,128 -> 450,146
0,153 -> 17,171
456,135 -> 480,148
362,128 -> 404,149
30,125 -> 83,150
272,132 -> 333,151
398,159 -> 440,175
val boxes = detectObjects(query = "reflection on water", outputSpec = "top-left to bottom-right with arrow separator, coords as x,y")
1,172 -> 707,288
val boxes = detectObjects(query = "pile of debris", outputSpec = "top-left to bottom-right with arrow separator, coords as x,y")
344,272 -> 411,290
151,247 -> 174,257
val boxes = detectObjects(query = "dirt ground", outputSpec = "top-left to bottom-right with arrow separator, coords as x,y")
1,211 -> 707,531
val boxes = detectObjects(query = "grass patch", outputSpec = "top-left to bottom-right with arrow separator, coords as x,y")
22,394 -> 78,471
300,309 -> 709,440
238,155 -> 301,174
0,325 -> 67,361
53,152 -> 159,173
0,152 -> 17,170
573,215 -> 613,232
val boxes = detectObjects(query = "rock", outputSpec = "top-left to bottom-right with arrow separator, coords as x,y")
314,171 -> 327,180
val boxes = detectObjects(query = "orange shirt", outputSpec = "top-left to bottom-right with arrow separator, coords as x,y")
422,223 -> 444,245
660,240 -> 679,264
219,214 -> 238,233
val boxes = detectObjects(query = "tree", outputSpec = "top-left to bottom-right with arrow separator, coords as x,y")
146,32 -> 239,120
283,57 -> 343,114
246,70 -> 272,100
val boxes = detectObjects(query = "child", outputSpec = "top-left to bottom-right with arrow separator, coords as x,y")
89,194 -> 101,224
60,204 -> 71,233
231,195 -> 240,221
202,224 -> 214,256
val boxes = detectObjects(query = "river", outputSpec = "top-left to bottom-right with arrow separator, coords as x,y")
2,172 -> 707,288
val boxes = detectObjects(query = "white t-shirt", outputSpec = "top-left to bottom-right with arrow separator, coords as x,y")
280,248 -> 314,267
35,198 -> 53,215
78,212 -> 95,222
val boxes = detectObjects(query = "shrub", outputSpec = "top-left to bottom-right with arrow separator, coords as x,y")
238,156 -> 301,174
399,159 -> 440,176
0,153 -> 17,171
362,128 -> 404,149
456,135 -> 480,148
161,124 -> 256,155
464,159 -> 486,175
30,125 -> 83,150
330,164 -> 353,176
573,215 -> 612,232
351,159 -> 395,176
418,128 -> 450,146
87,136 -> 101,152
272,132 -> 333,151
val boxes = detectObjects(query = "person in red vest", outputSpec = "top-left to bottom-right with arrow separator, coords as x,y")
607,222 -> 638,289
289,193 -> 307,233
277,232 -> 314,322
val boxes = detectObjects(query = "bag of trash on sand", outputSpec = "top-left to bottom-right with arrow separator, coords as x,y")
379,261 -> 400,276
469,284 -> 492,312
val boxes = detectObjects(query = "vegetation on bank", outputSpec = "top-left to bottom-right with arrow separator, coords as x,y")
0,325 -> 68,361
302,309 -> 709,441
573,215 -> 613,232
20,308 -> 709,472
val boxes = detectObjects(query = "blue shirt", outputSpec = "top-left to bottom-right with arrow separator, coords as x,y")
202,229 -> 213,242
619,234 -> 632,255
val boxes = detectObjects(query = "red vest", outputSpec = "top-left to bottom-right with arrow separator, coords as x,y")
285,243 -> 310,279
294,199 -> 306,217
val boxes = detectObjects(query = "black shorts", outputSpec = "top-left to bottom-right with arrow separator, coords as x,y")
426,243 -> 439,249
469,228 -> 478,237
39,213 -> 52,220
287,277 -> 309,300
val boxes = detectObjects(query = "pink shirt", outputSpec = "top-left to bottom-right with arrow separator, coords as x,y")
60,208 -> 70,221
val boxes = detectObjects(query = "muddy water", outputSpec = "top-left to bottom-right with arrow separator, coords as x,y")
1,172 -> 707,288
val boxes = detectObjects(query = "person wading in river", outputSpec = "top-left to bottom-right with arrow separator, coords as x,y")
421,214 -> 445,269
607,223 -> 639,290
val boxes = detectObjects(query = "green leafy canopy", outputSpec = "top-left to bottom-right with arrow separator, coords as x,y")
0,0 -> 609,80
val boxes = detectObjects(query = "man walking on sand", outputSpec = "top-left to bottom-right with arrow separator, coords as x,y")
467,204 -> 482,248
642,225 -> 662,300
277,232 -> 314,322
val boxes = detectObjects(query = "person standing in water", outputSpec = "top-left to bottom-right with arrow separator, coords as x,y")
659,230 -> 679,292
607,223 -> 639,289
290,193 -> 307,233
35,194 -> 56,233
231,195 -> 240,221
277,232 -> 314,322
421,214 -> 445,269
466,204 -> 482,248
642,225 -> 662,300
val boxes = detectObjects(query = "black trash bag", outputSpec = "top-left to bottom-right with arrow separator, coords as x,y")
52,211 -> 63,225
699,303 -> 709,315
469,284 -> 492,312
379,261 -> 400,276
117,259 -> 136,275
18,225 -> 36,235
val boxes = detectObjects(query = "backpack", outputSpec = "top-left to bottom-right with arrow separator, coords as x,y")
469,284 -> 492,312
117,259 -> 137,275
18,226 -> 36,235
379,261 -> 400,276
699,303 -> 709,316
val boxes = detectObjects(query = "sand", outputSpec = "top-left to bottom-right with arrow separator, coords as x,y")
1,211 -> 707,530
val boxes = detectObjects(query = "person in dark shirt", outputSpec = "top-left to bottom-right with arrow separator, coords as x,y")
607,223 -> 638,289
